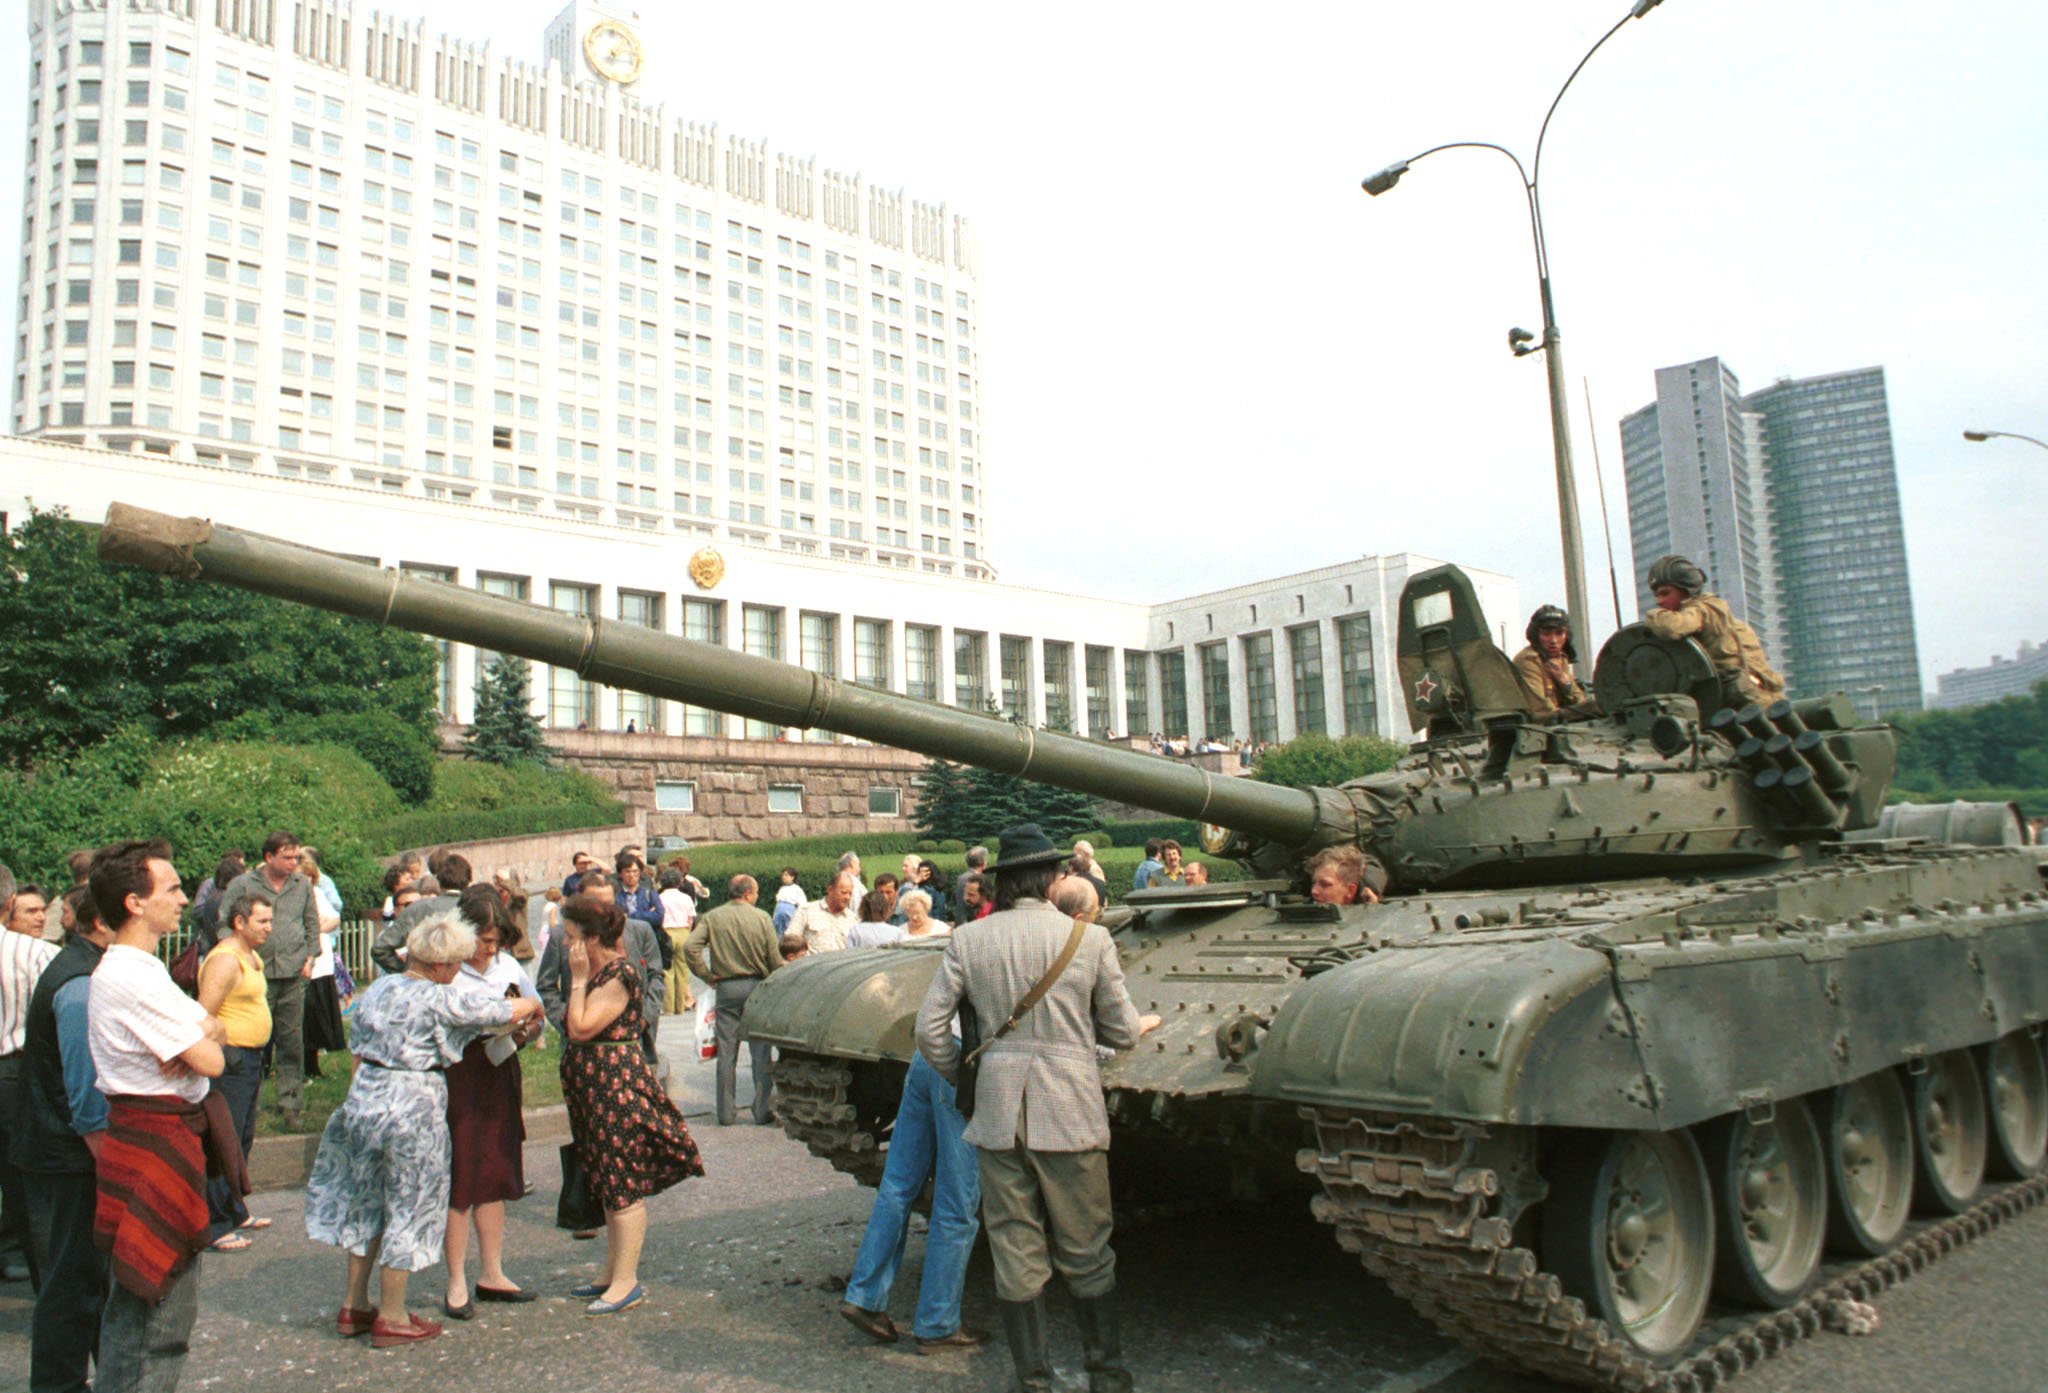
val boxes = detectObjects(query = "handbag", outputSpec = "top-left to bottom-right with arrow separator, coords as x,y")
168,932 -> 205,996
556,1142 -> 606,1231
954,916 -> 1089,1123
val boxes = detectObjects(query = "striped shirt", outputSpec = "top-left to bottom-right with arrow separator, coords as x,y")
0,927 -> 59,1056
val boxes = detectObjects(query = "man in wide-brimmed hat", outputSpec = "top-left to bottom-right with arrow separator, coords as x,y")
917,825 -> 1160,1392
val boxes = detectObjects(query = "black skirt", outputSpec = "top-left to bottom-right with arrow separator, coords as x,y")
303,974 -> 348,1055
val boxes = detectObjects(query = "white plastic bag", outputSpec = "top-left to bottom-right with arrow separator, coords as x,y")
695,999 -> 718,1060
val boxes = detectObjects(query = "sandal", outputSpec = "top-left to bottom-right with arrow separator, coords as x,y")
239,1216 -> 272,1230
209,1233 -> 253,1252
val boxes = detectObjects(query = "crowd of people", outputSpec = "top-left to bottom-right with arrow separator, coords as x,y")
1145,734 -> 1267,767
0,820 -> 1236,1390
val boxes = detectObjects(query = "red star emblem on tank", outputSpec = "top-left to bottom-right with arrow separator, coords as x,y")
1414,671 -> 1440,704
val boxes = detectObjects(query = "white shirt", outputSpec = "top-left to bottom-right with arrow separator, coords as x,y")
775,883 -> 807,908
658,887 -> 696,930
790,901 -> 860,954
457,950 -> 538,1002
0,928 -> 59,1055
847,921 -> 908,949
308,928 -> 338,981
88,944 -> 211,1104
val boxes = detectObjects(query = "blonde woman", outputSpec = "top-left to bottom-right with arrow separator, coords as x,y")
305,912 -> 541,1348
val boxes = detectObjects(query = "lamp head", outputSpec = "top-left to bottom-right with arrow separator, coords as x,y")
1629,0 -> 1665,16
1508,326 -> 1539,357
1962,430 -> 1992,442
1361,162 -> 1409,197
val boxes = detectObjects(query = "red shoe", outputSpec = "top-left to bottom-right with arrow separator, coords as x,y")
370,1314 -> 445,1349
336,1306 -> 377,1338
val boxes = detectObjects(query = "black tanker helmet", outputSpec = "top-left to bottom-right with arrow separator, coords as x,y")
1646,554 -> 1709,597
1525,605 -> 1577,662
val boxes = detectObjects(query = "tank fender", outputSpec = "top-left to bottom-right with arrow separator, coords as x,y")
740,943 -> 943,1062
1249,938 -> 1652,1126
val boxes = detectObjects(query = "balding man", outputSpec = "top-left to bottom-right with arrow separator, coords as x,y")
683,876 -> 784,1126
789,872 -> 861,955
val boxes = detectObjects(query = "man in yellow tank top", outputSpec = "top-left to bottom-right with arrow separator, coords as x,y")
198,896 -> 275,1249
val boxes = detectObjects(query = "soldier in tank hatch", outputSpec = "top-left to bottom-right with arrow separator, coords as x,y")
1640,555 -> 1785,709
1513,605 -> 1597,719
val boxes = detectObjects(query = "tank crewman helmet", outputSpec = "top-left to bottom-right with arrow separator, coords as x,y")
1524,605 -> 1578,662
1646,555 -> 1709,597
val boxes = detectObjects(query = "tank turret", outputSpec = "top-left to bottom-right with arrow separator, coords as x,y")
96,506 -> 1896,892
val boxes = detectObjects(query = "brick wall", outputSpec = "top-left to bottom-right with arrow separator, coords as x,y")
535,730 -> 926,844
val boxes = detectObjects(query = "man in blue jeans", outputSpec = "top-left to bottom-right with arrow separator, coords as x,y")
836,1039 -> 987,1351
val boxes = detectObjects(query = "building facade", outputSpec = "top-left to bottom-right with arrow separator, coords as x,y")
13,0 -> 993,576
0,435 -> 1517,753
1933,641 -> 2048,711
3,0 -> 1528,841
1620,357 -> 1923,715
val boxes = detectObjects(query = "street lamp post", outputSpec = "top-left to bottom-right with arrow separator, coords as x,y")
1963,428 -> 2048,454
1361,0 -> 1666,678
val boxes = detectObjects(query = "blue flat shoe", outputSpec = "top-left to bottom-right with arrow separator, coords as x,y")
569,1282 -> 605,1299
586,1285 -> 646,1316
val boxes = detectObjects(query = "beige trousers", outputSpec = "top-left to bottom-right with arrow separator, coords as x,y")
976,1143 -> 1116,1303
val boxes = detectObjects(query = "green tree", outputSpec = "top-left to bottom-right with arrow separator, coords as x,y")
0,508 -> 440,781
913,758 -> 976,842
1252,733 -> 1406,789
463,655 -> 552,767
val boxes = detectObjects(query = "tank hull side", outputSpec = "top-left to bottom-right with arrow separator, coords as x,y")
741,944 -> 944,1063
1253,846 -> 2048,1131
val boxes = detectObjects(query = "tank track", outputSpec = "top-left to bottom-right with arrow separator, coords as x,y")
1300,1107 -> 2048,1392
772,1051 -> 887,1188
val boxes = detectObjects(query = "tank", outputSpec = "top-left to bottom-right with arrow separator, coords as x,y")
97,504 -> 2048,1391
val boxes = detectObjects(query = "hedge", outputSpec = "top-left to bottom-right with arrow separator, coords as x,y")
1100,818 -> 1199,849
366,800 -> 628,854
427,759 -> 615,812
0,731 -> 398,913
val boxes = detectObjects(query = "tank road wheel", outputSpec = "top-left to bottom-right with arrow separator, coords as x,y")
1911,1049 -> 1989,1215
1543,1129 -> 1715,1362
1700,1099 -> 1827,1308
1984,1033 -> 2048,1179
1821,1070 -> 1915,1255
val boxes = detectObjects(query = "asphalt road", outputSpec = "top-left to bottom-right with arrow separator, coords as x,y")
4,1047 -> 2046,1393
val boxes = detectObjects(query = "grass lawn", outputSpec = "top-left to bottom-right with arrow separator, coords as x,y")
255,1030 -> 568,1137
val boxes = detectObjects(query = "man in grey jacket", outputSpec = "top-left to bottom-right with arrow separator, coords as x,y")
216,830 -> 321,1124
916,825 -> 1159,1393
535,869 -> 665,1060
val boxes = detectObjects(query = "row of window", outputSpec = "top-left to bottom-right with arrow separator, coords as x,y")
652,781 -> 902,818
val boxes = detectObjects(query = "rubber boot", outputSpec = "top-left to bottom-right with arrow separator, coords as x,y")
1073,1290 -> 1134,1393
998,1295 -> 1054,1392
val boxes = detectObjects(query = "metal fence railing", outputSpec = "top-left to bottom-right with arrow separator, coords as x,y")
157,917 -> 384,984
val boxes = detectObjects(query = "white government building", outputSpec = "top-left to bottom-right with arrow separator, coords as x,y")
5,0 -> 1519,748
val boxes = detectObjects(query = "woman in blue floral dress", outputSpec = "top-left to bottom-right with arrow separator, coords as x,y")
559,896 -> 704,1315
305,911 -> 543,1349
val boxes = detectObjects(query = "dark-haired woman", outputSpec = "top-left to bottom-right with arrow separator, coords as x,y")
441,886 -> 542,1318
558,896 -> 703,1315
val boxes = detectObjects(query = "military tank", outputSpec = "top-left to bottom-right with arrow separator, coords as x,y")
97,504 -> 2048,1392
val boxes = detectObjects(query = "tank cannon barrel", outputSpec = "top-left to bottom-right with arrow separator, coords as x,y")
95,503 -> 1335,849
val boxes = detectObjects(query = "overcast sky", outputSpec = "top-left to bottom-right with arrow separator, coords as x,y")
6,0 -> 2044,691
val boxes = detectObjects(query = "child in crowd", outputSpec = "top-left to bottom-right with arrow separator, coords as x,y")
772,866 -> 807,933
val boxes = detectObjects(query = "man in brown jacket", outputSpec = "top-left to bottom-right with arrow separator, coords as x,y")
917,825 -> 1159,1393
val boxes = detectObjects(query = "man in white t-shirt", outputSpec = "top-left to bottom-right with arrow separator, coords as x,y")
87,839 -> 225,1393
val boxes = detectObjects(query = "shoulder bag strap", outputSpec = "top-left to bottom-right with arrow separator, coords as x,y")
961,916 -> 1089,1067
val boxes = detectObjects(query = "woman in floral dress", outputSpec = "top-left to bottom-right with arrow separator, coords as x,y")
559,896 -> 705,1315
304,911 -> 543,1349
